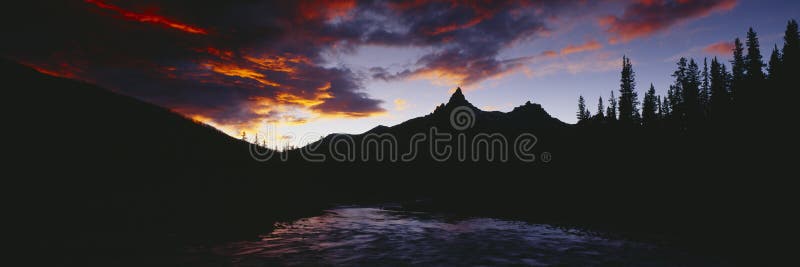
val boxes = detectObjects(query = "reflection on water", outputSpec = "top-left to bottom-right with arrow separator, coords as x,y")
186,207 -> 726,266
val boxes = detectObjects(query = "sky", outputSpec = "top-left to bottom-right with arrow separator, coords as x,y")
2,0 -> 798,148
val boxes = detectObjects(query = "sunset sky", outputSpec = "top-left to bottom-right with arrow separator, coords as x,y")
3,0 -> 798,147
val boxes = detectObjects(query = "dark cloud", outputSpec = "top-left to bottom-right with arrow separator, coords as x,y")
1,0 -> 590,133
341,0 -> 576,85
600,0 -> 738,44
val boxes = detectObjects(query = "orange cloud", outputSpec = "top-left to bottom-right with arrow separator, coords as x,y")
276,82 -> 333,108
85,0 -> 207,34
244,54 -> 311,74
560,40 -> 603,55
540,50 -> 558,58
702,41 -> 734,55
202,61 -> 281,88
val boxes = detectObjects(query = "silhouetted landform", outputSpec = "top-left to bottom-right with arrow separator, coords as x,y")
7,20 -> 797,266
280,86 -> 568,164
3,58 -> 323,266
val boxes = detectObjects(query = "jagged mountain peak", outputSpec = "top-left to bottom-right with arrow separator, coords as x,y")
448,87 -> 466,103
444,87 -> 477,110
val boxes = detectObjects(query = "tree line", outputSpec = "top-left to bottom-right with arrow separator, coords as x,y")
577,20 -> 798,132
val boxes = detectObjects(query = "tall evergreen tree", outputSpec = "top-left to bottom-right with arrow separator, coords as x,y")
730,38 -> 746,103
656,95 -> 663,118
670,57 -> 702,128
606,91 -> 618,121
742,27 -> 765,116
782,20 -> 799,76
642,83 -> 658,126
577,95 -> 589,121
686,59 -> 702,122
721,63 -> 731,96
745,28 -> 765,84
776,20 -> 799,122
701,58 -> 711,115
767,45 -> 783,81
709,57 -> 731,121
662,94 -> 672,118
596,96 -> 605,119
618,56 -> 638,123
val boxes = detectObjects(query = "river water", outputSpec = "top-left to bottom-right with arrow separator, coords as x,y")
182,206 -> 726,266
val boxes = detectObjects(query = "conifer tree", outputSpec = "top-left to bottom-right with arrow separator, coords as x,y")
618,56 -> 638,122
701,58 -> 711,115
745,28 -> 765,84
730,38 -> 746,103
709,57 -> 732,121
656,95 -> 665,119
577,95 -> 589,121
642,83 -> 658,126
741,27 -> 765,116
767,45 -> 782,81
607,91 -> 618,121
596,96 -> 605,119
782,20 -> 799,77
684,59 -> 702,123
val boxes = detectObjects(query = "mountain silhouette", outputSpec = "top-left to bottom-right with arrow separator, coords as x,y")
3,59 -> 258,163
4,58 -> 323,266
304,87 -> 568,159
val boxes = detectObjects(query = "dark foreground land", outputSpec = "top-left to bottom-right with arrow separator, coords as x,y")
4,59 -> 791,266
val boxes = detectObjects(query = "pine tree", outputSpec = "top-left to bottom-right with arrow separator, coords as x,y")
730,38 -> 746,103
668,84 -> 682,115
700,58 -> 711,115
662,94 -> 672,118
775,19 -> 799,122
618,56 -> 638,123
709,57 -> 732,121
745,28 -> 765,84
721,63 -> 731,96
607,91 -> 618,121
783,20 -> 799,77
740,27 -> 765,118
596,96 -> 605,119
642,83 -> 658,126
767,45 -> 783,81
656,95 -> 663,119
684,59 -> 702,123
577,95 -> 589,121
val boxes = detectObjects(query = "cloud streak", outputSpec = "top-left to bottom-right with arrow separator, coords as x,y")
600,0 -> 737,43
85,0 -> 208,34
702,40 -> 735,55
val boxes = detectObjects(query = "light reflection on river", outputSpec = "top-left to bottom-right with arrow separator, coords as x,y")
185,207 -> 726,266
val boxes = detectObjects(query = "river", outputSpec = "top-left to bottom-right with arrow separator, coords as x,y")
180,206 -> 727,266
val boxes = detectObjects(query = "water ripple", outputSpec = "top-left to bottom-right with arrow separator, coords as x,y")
188,207 -> 726,266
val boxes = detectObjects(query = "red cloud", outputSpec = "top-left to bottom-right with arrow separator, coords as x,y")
600,0 -> 737,44
702,41 -> 734,55
561,40 -> 603,55
299,0 -> 357,21
85,0 -> 207,34
540,50 -> 558,58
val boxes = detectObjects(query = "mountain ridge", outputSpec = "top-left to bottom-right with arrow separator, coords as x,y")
351,87 -> 567,138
